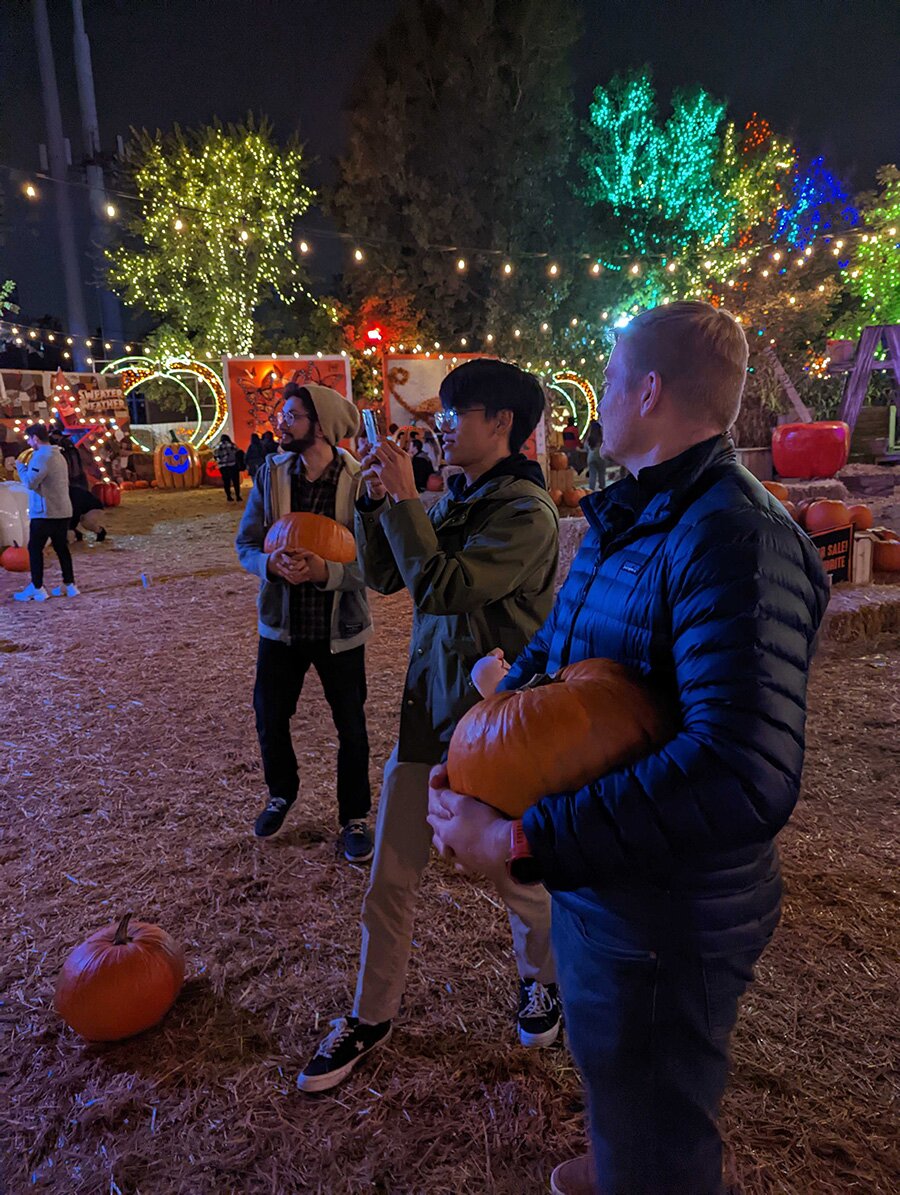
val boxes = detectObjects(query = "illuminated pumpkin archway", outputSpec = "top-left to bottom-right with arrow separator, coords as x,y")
103,357 -> 228,452
548,370 -> 599,438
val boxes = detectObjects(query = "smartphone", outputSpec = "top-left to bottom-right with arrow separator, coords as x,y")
362,408 -> 379,445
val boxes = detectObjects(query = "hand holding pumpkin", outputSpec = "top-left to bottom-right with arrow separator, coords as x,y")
427,765 -> 509,878
290,549 -> 329,585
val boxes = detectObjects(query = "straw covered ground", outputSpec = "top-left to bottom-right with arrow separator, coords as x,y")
0,488 -> 897,1194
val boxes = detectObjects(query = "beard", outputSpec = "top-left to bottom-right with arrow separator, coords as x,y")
282,429 -> 316,454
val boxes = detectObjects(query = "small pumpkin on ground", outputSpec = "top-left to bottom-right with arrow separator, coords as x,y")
846,504 -> 873,531
873,539 -> 900,572
562,489 -> 586,508
92,482 -> 121,508
54,913 -> 185,1042
447,658 -> 674,818
803,499 -> 850,534
762,480 -> 790,502
263,512 -> 356,563
1,542 -> 30,572
548,488 -> 563,506
782,500 -> 798,520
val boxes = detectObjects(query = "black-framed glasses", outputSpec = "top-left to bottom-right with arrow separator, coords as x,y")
434,406 -> 488,432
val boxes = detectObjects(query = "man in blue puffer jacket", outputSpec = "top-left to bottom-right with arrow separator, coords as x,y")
429,302 -> 830,1195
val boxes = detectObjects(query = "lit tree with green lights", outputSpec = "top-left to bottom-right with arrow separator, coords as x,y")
841,166 -> 900,335
107,116 -> 315,358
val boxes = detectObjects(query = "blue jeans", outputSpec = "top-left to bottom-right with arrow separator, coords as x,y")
552,897 -> 765,1195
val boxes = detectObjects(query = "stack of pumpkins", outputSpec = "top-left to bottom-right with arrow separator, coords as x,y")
762,482 -> 900,573
547,451 -> 590,516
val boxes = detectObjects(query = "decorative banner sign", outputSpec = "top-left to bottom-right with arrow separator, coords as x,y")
0,369 -> 127,427
809,523 -> 854,583
223,355 -> 352,450
383,353 -> 482,428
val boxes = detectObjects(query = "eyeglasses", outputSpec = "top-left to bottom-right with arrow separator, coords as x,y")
434,406 -> 487,432
276,408 -> 309,427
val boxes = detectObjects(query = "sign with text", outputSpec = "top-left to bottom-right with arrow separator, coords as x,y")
810,524 -> 853,583
223,355 -> 352,449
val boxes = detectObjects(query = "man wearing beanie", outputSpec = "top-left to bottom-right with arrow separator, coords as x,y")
236,382 -> 374,862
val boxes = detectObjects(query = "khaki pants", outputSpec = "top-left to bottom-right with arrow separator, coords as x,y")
354,746 -> 556,1024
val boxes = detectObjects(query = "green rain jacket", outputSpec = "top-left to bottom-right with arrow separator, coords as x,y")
355,455 -> 559,763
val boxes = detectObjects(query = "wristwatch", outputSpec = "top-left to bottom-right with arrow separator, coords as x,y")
507,819 -> 542,885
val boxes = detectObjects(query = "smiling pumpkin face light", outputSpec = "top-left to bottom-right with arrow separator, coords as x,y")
154,443 -> 202,489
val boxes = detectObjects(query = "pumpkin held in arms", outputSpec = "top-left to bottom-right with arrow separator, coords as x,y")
263,512 -> 357,563
447,659 -> 675,818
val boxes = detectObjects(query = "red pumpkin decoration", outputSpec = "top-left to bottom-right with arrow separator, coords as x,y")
0,542 -> 30,572
119,481 -> 135,492
134,480 -> 150,490
562,489 -> 585,508
803,499 -> 850,535
426,473 -> 444,492
846,503 -> 873,531
771,421 -> 850,479
548,488 -> 563,506
54,913 -> 185,1042
762,480 -> 790,502
447,659 -> 674,818
263,512 -> 357,563
92,482 -> 121,508
550,451 -> 569,471
873,539 -> 900,572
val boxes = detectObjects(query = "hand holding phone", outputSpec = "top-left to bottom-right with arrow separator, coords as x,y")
362,408 -> 380,446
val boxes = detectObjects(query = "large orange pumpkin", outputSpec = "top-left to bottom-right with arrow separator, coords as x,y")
804,499 -> 850,534
263,512 -> 357,563
846,503 -> 873,531
562,489 -> 585,508
549,451 -> 569,471
762,480 -> 789,502
873,539 -> 900,572
447,659 -> 674,818
54,913 -> 185,1042
0,542 -> 30,572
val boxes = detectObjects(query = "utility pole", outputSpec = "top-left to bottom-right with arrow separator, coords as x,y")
32,0 -> 89,371
72,0 -> 124,351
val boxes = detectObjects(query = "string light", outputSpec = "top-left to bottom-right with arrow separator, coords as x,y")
548,263 -> 559,276
299,240 -> 310,254
105,202 -> 116,218
354,247 -> 364,261
503,262 -> 512,275
456,257 -> 466,271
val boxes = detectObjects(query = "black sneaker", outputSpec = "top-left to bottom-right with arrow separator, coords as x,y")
96,528 -> 107,543
518,980 -> 562,1048
254,796 -> 294,838
297,1016 -> 392,1093
339,820 -> 374,863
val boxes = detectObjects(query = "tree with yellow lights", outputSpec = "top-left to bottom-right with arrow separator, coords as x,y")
106,116 -> 315,359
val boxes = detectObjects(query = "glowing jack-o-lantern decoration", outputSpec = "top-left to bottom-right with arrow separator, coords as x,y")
154,443 -> 202,489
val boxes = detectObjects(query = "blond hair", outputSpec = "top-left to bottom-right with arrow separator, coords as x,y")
618,301 -> 749,430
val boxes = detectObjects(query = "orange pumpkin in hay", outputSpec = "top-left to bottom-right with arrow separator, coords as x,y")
846,504 -> 873,531
54,913 -> 184,1042
263,512 -> 357,563
762,480 -> 790,502
803,499 -> 850,534
447,659 -> 675,818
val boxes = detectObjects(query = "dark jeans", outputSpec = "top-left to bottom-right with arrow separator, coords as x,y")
28,517 -> 74,588
221,466 -> 241,500
552,897 -> 765,1195
253,637 -> 371,825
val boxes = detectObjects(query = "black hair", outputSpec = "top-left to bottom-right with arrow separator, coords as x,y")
249,433 -> 260,443
281,382 -> 317,424
220,434 -> 233,445
586,420 -> 602,449
26,423 -> 50,442
439,359 -> 544,454
389,423 -> 398,433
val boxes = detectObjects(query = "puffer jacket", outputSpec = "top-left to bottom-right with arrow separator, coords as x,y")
235,448 -> 373,652
356,455 -> 559,764
505,435 -> 830,954
16,444 -> 73,519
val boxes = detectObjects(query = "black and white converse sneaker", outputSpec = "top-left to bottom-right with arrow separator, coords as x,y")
297,1016 -> 392,1093
253,796 -> 294,838
518,980 -> 562,1048
339,820 -> 374,863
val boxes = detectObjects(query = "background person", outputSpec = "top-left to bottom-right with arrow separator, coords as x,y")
214,434 -> 243,502
14,424 -> 77,601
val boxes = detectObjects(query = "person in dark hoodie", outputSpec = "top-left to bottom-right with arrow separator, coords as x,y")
298,358 -> 561,1093
427,303 -> 830,1195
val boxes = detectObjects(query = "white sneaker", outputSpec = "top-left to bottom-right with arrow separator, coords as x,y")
52,583 -> 80,597
14,584 -> 51,602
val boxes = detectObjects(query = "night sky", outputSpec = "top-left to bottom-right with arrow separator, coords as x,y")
2,0 -> 898,323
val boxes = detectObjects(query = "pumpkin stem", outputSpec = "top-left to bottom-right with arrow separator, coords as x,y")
112,912 -> 133,945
